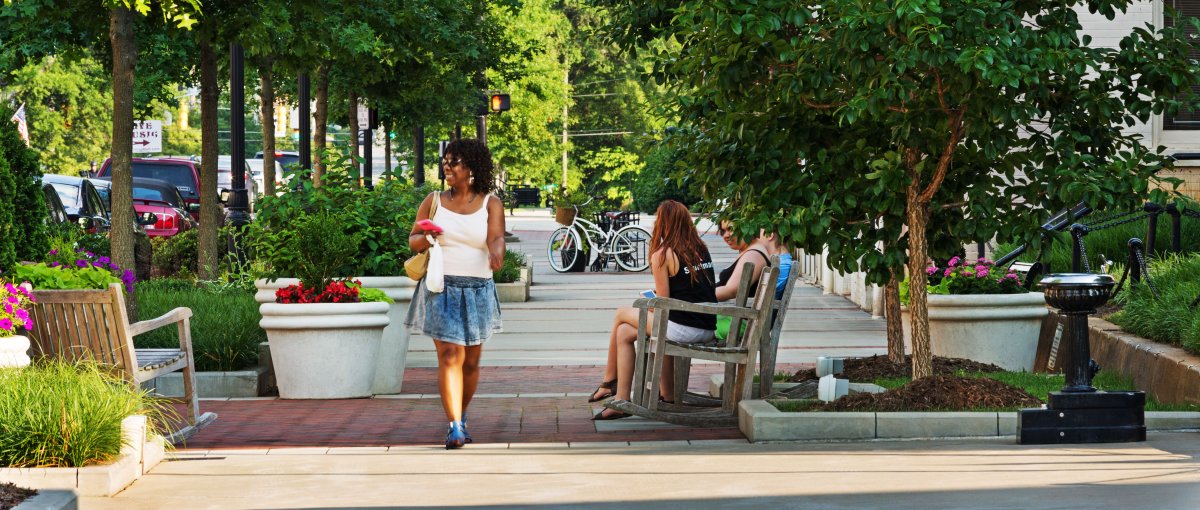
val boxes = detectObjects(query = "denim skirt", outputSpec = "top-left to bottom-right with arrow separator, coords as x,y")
405,275 -> 502,346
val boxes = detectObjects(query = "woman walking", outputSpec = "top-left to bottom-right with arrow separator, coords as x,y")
588,200 -> 716,420
405,138 -> 505,449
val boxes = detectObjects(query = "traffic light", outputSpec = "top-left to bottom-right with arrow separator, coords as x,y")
489,93 -> 511,112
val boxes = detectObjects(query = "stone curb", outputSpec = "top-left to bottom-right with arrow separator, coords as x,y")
1088,317 -> 1200,406
739,400 -> 1200,442
12,489 -> 77,510
0,416 -> 165,497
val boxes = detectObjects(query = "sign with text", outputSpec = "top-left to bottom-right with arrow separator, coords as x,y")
132,120 -> 162,153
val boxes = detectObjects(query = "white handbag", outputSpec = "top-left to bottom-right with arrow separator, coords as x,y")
425,235 -> 444,293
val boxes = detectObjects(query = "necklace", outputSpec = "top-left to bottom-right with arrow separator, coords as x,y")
449,188 -> 477,204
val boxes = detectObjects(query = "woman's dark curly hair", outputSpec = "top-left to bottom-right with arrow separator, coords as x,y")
445,138 -> 495,195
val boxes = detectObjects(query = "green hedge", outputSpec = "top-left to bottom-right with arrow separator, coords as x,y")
135,278 -> 264,371
0,104 -> 51,271
1108,253 -> 1200,354
0,362 -> 168,467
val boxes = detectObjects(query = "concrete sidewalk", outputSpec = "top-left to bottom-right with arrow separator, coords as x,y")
85,209 -> 1200,509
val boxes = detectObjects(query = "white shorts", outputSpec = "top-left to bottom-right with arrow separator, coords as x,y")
667,321 -> 716,345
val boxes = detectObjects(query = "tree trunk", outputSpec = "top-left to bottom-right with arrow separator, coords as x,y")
348,90 -> 359,188
905,171 -> 933,380
109,7 -> 137,319
197,40 -> 220,280
312,63 -> 329,187
260,62 -> 276,196
885,272 -> 905,365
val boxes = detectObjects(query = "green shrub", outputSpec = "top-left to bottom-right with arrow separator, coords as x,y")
247,149 -> 430,278
0,105 -> 49,265
1108,253 -> 1200,354
0,361 -> 170,468
493,249 -> 526,284
135,279 -> 264,371
996,208 -> 1200,274
10,262 -> 122,290
151,229 -> 199,279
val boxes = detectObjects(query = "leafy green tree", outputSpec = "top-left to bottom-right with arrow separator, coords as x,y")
2,56 -> 113,174
0,105 -> 51,264
608,0 -> 1200,378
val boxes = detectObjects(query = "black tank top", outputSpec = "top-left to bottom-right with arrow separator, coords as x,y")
666,248 -> 717,330
717,248 -> 771,298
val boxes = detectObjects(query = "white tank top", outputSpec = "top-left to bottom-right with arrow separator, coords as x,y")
434,194 -> 493,278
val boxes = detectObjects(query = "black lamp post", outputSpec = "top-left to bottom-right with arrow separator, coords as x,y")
1018,273 -> 1146,444
226,43 -> 250,230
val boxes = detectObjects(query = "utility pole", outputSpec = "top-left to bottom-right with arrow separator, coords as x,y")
561,66 -> 569,189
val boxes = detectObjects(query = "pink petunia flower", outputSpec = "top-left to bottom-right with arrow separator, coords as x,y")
948,256 -> 961,267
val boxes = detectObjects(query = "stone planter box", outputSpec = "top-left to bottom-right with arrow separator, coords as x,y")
902,293 -> 1049,371
257,277 -> 414,395
739,400 -> 1200,442
0,415 -> 164,497
141,365 -> 271,398
1088,317 -> 1200,406
495,264 -> 531,303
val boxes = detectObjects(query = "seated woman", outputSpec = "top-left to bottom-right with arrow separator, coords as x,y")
587,200 -> 717,420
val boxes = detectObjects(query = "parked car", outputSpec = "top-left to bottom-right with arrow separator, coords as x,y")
41,174 -> 112,233
93,176 -> 198,237
245,158 -> 285,194
41,182 -> 70,225
253,150 -> 303,185
96,157 -> 202,221
216,155 -> 259,212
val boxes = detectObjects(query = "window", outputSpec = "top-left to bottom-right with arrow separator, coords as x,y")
1164,1 -> 1200,130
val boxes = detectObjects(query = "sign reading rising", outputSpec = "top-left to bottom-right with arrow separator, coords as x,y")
132,120 -> 163,153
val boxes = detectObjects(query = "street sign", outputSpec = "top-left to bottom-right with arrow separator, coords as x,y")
357,103 -> 370,129
132,120 -> 162,153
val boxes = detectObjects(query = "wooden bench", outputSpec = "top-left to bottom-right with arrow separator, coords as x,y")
670,253 -> 802,404
26,283 -> 216,444
606,265 -> 780,427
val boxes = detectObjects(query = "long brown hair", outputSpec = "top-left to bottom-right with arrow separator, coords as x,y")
650,200 -> 710,282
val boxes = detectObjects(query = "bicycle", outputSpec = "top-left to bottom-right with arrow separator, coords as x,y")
547,198 -> 651,273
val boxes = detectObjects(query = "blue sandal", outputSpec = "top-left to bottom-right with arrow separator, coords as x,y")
445,421 -> 467,449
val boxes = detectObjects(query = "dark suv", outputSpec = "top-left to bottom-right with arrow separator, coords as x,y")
97,157 -> 202,221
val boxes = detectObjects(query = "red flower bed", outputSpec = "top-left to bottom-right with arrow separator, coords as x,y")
275,279 -> 362,304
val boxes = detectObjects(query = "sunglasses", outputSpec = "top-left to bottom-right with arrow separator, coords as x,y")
442,158 -> 464,167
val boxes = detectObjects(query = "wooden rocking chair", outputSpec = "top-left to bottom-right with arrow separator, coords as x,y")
606,265 -> 780,427
27,283 -> 217,444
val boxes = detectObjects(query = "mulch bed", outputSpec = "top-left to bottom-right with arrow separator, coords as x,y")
0,483 -> 36,510
818,375 -> 1044,412
786,355 -> 1041,412
788,354 -> 1005,382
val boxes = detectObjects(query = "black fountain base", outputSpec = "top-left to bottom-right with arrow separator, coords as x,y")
1018,391 -> 1146,444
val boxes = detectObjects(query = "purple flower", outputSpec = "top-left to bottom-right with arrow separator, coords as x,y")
85,252 -> 94,258
75,260 -> 88,268
943,268 -> 952,277
96,256 -> 111,265
0,318 -> 11,331
926,266 -> 938,275
5,296 -> 16,305
15,309 -> 28,321
3,303 -> 11,314
948,256 -> 961,267
4,283 -> 15,294
49,262 -> 61,268
977,268 -> 989,278
49,249 -> 58,255
109,263 -> 120,270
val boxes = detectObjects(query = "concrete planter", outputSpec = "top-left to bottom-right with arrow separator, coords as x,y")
902,293 -> 1048,371
259,301 -> 389,399
495,265 -> 531,303
0,415 -> 164,497
141,365 -> 272,398
0,334 -> 31,368
256,277 -> 414,395
13,490 -> 76,510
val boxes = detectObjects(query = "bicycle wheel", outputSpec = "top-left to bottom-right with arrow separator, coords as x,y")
612,225 -> 651,272
547,227 -> 583,273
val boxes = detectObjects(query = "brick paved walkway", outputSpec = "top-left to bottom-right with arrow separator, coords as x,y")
178,364 -> 810,449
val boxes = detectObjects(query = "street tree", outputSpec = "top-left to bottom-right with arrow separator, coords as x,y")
606,0 -> 1200,378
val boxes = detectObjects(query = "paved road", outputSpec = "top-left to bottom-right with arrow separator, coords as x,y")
84,209 -> 1200,509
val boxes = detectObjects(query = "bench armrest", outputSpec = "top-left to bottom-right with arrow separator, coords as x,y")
127,307 -> 192,337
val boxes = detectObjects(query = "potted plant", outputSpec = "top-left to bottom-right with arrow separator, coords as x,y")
900,257 -> 1047,371
0,280 -> 35,368
493,249 -> 530,302
249,154 -> 425,394
254,210 -> 392,399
